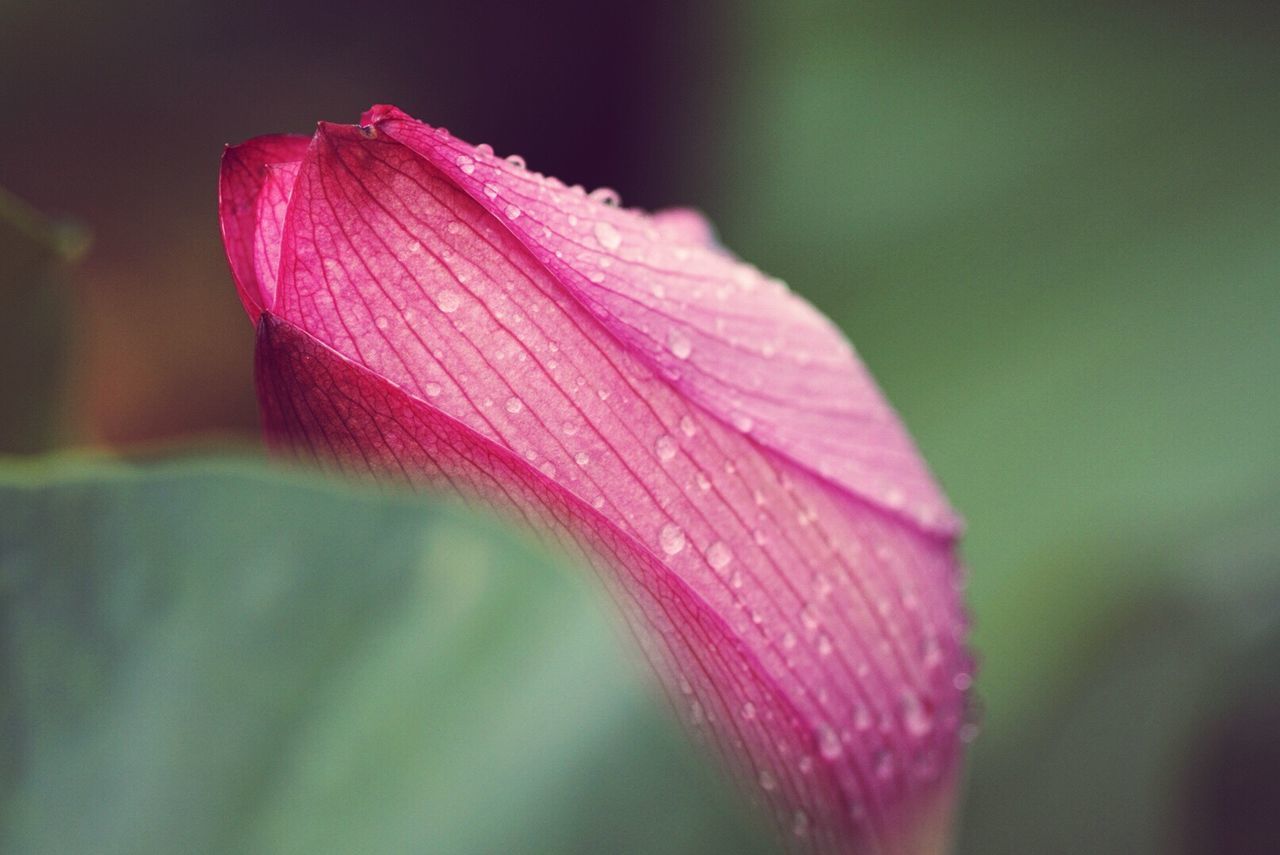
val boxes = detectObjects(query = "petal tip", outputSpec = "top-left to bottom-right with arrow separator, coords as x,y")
360,103 -> 409,127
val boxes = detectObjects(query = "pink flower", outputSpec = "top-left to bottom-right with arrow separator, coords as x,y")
220,105 -> 972,854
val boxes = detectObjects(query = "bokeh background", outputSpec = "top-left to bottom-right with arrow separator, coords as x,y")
2,1 -> 1278,852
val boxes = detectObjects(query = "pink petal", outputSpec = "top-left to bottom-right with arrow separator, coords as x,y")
365,105 -> 960,537
219,134 -> 310,320
234,110 -> 972,854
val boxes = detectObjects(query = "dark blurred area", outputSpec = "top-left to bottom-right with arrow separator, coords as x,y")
1,0 -> 722,445
2,1 -> 1278,852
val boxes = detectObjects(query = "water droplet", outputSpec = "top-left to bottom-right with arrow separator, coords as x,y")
800,605 -> 820,633
436,291 -> 461,313
902,692 -> 933,738
741,702 -> 757,721
455,154 -> 475,175
505,397 -> 523,415
483,182 -> 499,199
781,631 -> 797,650
792,810 -> 810,838
659,523 -> 685,556
374,316 -> 389,330
798,755 -> 814,774
922,634 -> 943,671
732,412 -> 754,433
758,769 -> 776,791
588,187 -> 621,206
818,724 -> 843,760
706,541 -> 733,572
874,750 -> 896,780
504,203 -> 521,219
679,415 -> 698,437
667,329 -> 692,360
854,705 -> 873,731
587,270 -> 605,283
476,143 -> 494,158
816,634 -> 833,657
695,471 -> 712,492
539,461 -> 556,477
812,574 -> 833,601
505,153 -> 526,169
655,434 -> 677,462
593,221 -> 622,250
574,451 -> 590,466
424,382 -> 442,398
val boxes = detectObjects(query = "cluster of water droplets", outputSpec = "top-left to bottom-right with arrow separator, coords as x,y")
420,121 -> 978,842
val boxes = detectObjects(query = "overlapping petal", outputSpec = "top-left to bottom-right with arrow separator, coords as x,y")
221,108 -> 972,854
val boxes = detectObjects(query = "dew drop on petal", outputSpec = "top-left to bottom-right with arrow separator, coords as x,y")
800,605 -> 820,633
575,451 -> 590,466
816,634 -> 833,657
455,154 -> 475,175
588,187 -> 621,206
655,434 -> 677,463
505,397 -> 523,415
593,221 -> 622,250
483,182 -> 499,199
741,702 -> 757,721
667,329 -> 693,360
792,810 -> 810,839
705,541 -> 733,572
902,691 -> 933,738
436,291 -> 461,313
875,751 -> 896,780
679,415 -> 698,437
424,382 -> 442,398
659,523 -> 686,556
505,153 -> 526,169
758,769 -> 776,791
504,203 -> 522,219
732,412 -> 755,433
818,724 -> 842,760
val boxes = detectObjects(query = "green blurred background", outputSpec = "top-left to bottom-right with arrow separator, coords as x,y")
2,1 -> 1277,852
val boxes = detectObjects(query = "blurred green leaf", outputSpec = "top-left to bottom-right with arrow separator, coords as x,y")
724,0 -> 1280,739
0,188 -> 86,454
717,7 -> 1280,850
0,458 -> 772,855
957,493 -> 1280,854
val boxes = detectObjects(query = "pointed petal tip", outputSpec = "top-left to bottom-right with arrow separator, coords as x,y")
218,133 -> 312,323
360,103 -> 410,127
